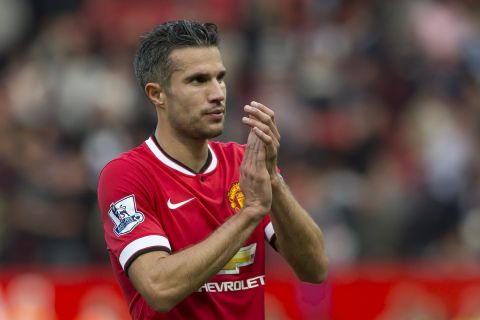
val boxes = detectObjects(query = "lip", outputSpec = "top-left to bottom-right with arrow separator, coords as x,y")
203,108 -> 225,121
204,108 -> 225,115
204,112 -> 224,121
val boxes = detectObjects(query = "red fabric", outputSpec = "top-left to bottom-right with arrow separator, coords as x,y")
97,138 -> 273,319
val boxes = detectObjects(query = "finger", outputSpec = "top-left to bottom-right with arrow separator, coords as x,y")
244,103 -> 280,141
252,130 -> 267,167
244,104 -> 271,123
250,129 -> 263,154
253,126 -> 278,158
242,130 -> 257,167
251,101 -> 274,118
242,130 -> 265,174
252,126 -> 273,146
242,116 -> 271,134
252,127 -> 278,174
242,116 -> 279,148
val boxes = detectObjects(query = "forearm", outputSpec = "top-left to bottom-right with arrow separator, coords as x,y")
241,101 -> 328,281
133,207 -> 263,311
270,175 -> 328,283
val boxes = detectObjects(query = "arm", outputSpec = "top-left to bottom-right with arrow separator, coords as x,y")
269,174 -> 328,283
242,101 -> 328,283
128,207 -> 264,312
128,131 -> 272,312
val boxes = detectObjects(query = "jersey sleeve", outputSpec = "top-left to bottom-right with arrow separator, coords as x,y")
262,166 -> 283,249
263,215 -> 277,250
98,158 -> 171,271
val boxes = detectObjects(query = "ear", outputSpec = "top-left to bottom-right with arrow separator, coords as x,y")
145,82 -> 165,109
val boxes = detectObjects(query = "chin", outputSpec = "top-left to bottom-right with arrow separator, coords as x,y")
205,125 -> 225,139
206,128 -> 223,139
190,126 -> 224,140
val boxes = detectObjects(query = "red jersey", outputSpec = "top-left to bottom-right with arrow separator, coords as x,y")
97,136 -> 276,320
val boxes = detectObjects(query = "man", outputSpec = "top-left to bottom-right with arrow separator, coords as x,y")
97,20 -> 328,319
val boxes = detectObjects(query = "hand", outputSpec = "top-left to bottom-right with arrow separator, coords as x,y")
239,129 -> 272,218
242,101 -> 280,179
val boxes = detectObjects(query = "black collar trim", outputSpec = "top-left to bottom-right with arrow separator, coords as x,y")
150,134 -> 213,174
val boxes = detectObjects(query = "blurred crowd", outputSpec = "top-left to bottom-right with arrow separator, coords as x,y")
1,0 -> 480,267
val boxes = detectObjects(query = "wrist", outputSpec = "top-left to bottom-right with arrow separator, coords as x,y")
241,205 -> 268,223
270,172 -> 285,189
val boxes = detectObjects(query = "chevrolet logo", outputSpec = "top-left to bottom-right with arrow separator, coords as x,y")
218,243 -> 256,275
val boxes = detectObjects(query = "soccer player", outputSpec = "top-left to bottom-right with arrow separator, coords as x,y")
97,20 -> 328,320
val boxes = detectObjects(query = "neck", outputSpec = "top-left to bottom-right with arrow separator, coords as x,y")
154,127 -> 209,173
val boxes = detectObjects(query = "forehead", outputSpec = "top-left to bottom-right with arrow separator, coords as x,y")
169,46 -> 225,76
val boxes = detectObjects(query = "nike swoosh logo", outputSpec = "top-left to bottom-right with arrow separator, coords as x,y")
167,197 -> 195,210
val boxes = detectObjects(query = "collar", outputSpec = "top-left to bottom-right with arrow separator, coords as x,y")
145,136 -> 218,176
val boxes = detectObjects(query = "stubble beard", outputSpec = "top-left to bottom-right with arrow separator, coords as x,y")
170,113 -> 224,141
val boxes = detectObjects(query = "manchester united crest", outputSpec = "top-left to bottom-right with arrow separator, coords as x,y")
227,182 -> 245,212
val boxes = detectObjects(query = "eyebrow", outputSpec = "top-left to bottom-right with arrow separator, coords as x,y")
184,69 -> 227,81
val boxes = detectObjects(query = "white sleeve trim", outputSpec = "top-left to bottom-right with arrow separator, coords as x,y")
119,235 -> 171,270
264,221 -> 275,242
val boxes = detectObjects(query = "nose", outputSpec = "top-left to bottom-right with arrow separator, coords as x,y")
208,79 -> 226,103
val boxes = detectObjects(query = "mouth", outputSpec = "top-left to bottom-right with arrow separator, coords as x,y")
203,108 -> 225,121
204,107 -> 225,115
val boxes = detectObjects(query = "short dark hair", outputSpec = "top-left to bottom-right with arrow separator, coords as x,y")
133,20 -> 219,90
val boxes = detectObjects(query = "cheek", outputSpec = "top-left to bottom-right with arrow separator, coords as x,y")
167,103 -> 201,129
168,108 -> 196,127
167,92 -> 194,113
177,89 -> 205,111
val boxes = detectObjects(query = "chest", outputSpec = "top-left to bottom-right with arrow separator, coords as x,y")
149,166 -> 246,251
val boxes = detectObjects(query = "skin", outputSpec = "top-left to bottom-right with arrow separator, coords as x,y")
145,46 -> 227,172
127,46 -> 328,313
242,101 -> 328,282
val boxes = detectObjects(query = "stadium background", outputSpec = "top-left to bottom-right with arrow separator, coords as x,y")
1,0 -> 480,319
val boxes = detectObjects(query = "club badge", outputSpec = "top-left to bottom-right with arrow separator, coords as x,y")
227,182 -> 245,213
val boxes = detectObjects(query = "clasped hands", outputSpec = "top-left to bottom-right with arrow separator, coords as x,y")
239,101 -> 281,217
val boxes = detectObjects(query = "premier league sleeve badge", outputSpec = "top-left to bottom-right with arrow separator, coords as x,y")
108,195 -> 145,236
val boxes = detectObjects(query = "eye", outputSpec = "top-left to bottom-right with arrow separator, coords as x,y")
190,75 -> 209,84
217,71 -> 226,83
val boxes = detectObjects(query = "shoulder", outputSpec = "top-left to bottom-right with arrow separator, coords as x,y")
99,143 -> 149,176
98,142 -> 153,190
97,143 -> 155,213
